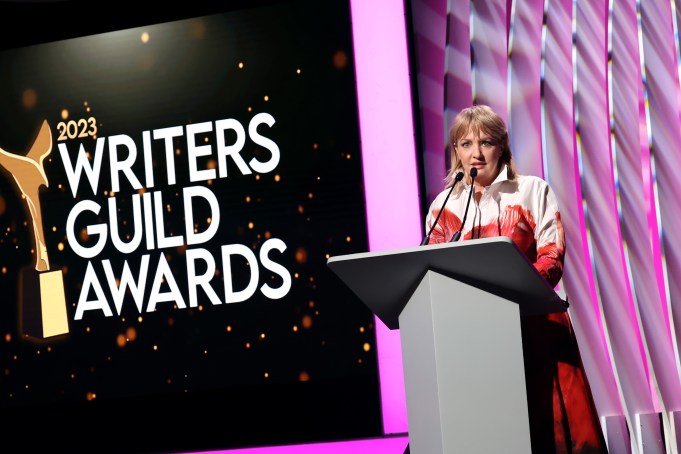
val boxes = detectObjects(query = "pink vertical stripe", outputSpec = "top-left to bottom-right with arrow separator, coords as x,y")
575,0 -> 647,418
350,0 -> 421,437
413,0 -> 449,205
508,0 -> 544,177
542,0 -> 620,420
637,0 -> 681,409
442,0 -> 473,199
470,0 -> 510,117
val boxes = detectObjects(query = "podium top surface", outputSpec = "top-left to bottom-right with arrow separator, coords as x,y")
327,237 -> 566,330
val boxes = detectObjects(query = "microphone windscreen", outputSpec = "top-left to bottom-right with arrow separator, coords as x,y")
470,167 -> 478,177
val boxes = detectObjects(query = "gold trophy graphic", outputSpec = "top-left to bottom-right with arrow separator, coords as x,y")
0,120 -> 69,338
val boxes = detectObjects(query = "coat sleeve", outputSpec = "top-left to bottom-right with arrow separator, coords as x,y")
532,181 -> 565,288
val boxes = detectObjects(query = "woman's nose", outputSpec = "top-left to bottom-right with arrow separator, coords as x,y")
472,144 -> 483,156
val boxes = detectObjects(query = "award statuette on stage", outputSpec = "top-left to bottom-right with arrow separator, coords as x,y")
0,120 -> 69,339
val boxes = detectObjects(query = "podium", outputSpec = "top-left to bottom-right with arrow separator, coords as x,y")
327,237 -> 566,454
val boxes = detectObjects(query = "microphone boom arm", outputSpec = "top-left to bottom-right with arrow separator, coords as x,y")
450,167 -> 477,242
420,171 -> 464,246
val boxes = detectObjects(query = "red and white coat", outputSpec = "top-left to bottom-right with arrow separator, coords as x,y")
424,165 -> 565,288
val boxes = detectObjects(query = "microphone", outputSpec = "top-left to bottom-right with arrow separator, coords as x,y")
450,167 -> 477,242
420,171 -> 464,246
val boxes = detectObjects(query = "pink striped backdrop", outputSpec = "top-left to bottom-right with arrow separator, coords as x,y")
412,0 -> 681,451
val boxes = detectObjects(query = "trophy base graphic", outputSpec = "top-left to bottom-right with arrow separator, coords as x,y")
19,267 -> 69,338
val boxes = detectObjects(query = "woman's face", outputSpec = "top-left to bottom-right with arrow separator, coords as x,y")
455,129 -> 502,188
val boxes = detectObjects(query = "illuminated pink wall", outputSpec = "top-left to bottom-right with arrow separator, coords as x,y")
349,0 -> 419,438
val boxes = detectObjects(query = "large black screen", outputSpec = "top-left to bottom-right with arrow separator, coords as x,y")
0,2 -> 381,452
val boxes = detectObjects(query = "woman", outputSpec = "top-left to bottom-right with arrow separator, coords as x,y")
424,104 -> 607,453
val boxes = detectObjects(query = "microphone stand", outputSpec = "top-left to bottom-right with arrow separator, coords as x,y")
450,167 -> 477,242
420,171 -> 464,245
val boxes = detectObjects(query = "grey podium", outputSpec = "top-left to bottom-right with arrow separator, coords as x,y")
327,236 -> 566,454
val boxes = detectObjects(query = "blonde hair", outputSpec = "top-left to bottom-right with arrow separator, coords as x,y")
445,104 -> 517,186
